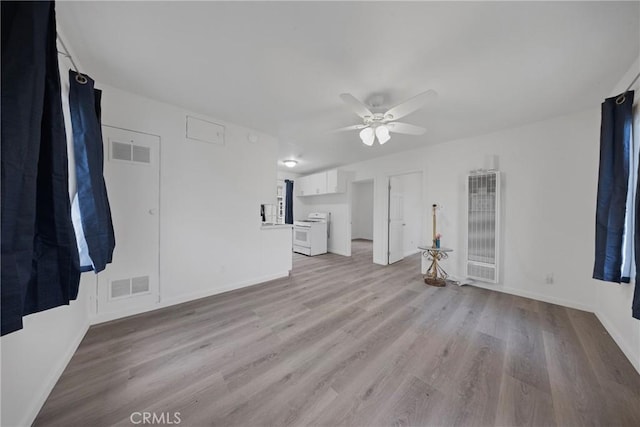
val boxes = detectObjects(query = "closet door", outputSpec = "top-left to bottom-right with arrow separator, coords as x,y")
96,126 -> 160,317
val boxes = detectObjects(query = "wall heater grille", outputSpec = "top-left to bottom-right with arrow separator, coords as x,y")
467,171 -> 500,283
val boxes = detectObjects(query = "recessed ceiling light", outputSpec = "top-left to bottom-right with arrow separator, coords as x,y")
283,159 -> 298,168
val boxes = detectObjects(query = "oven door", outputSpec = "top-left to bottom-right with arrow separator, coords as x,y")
294,225 -> 311,247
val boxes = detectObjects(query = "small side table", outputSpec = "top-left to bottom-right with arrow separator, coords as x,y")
418,246 -> 453,287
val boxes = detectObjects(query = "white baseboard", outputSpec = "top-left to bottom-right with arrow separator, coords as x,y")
403,249 -> 419,257
594,311 -> 640,375
91,271 -> 290,325
464,281 -> 639,375
159,271 -> 290,311
329,248 -> 350,257
467,281 -> 594,312
23,319 -> 90,427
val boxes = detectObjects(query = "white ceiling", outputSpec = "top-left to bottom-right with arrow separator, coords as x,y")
57,1 -> 639,174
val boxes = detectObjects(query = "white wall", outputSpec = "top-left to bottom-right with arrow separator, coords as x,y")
1,67 -> 287,427
98,85 -> 284,308
341,111 -> 598,312
422,110 -> 600,312
277,171 -> 300,181
342,110 -> 600,311
351,181 -> 374,240
0,276 -> 94,427
593,58 -> 640,373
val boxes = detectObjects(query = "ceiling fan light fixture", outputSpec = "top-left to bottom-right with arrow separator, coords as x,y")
337,90 -> 435,146
376,125 -> 391,145
359,127 -> 375,146
283,159 -> 298,168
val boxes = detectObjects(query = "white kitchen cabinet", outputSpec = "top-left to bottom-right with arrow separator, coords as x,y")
297,174 -> 314,196
297,172 -> 325,196
326,169 -> 346,194
311,172 -> 327,195
297,169 -> 346,197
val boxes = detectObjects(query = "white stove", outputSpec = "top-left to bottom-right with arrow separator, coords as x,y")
294,212 -> 329,256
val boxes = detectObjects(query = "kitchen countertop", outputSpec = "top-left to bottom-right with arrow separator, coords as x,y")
261,223 -> 293,230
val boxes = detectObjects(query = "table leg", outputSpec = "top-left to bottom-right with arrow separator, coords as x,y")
423,251 -> 447,287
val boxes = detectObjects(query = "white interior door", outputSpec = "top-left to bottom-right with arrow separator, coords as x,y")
388,176 -> 404,264
97,126 -> 160,315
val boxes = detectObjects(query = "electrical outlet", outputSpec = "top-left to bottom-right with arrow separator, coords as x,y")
545,273 -> 554,284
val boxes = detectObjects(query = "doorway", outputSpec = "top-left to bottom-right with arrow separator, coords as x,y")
351,179 -> 374,261
387,172 -> 423,264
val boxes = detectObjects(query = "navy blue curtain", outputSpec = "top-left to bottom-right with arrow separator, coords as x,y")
630,92 -> 640,319
593,92 -> 634,283
69,70 -> 115,272
1,1 -> 81,335
285,179 -> 294,224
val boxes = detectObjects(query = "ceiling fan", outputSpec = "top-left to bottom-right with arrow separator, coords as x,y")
333,90 -> 438,146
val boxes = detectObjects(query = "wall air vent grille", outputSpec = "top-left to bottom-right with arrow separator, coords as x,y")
466,171 -> 500,283
112,141 -> 132,161
110,276 -> 151,299
132,145 -> 151,164
131,276 -> 150,294
111,139 -> 151,164
111,279 -> 131,299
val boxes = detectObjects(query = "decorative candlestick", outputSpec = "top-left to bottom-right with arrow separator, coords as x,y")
432,204 -> 437,248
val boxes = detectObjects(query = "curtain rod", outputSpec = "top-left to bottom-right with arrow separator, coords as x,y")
56,34 -> 87,84
616,71 -> 640,105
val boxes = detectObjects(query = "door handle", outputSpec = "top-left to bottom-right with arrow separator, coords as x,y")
148,209 -> 156,215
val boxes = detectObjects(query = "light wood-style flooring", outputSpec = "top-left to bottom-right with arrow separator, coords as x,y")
35,240 -> 640,426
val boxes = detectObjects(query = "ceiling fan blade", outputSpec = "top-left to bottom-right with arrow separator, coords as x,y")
329,124 -> 367,133
384,90 -> 438,121
339,93 -> 373,119
386,122 -> 427,135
